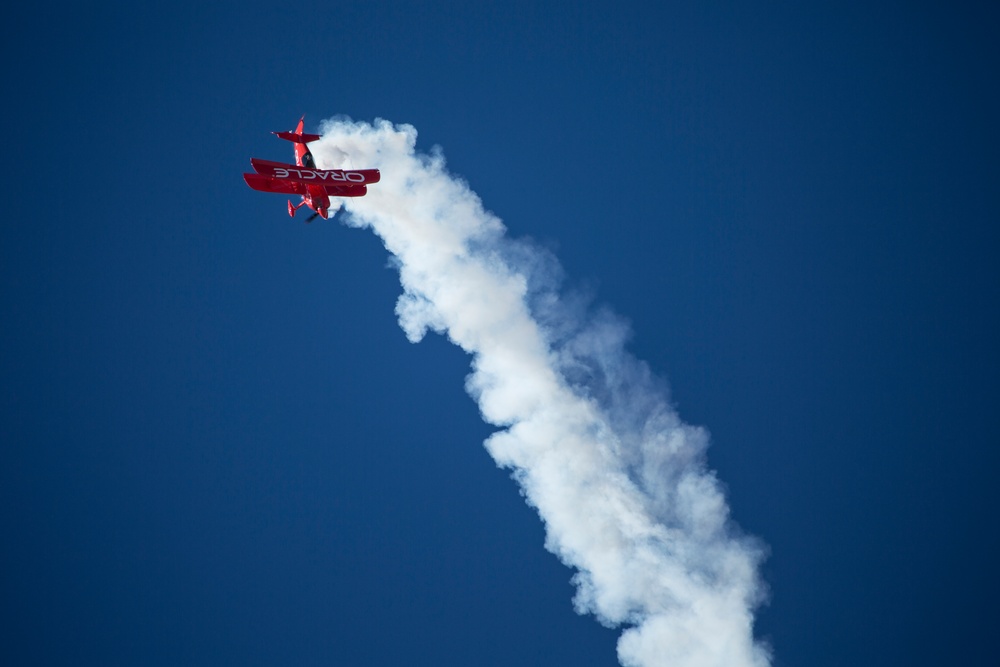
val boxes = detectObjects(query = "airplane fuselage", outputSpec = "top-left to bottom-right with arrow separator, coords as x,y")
294,137 -> 330,219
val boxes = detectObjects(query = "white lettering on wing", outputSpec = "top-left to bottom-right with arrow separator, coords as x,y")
273,166 -> 368,183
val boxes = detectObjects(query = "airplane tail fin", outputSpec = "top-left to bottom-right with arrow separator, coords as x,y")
273,116 -> 320,144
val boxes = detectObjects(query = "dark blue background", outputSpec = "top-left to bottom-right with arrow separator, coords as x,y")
3,2 -> 998,665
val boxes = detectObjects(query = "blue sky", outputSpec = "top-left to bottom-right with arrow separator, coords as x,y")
3,1 -> 998,665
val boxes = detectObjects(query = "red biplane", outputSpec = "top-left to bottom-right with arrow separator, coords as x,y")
243,117 -> 380,222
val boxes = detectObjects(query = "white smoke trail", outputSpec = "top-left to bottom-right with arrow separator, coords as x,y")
312,118 -> 771,667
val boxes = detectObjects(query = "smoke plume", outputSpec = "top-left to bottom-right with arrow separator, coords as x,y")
312,118 -> 770,667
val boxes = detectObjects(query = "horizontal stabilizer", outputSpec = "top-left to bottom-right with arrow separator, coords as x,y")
272,130 -> 322,144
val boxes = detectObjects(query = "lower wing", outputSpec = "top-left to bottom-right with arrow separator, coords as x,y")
244,173 -> 367,197
250,158 -> 380,185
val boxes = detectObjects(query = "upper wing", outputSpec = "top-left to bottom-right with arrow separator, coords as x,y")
324,184 -> 368,197
250,158 -> 381,185
243,173 -> 308,195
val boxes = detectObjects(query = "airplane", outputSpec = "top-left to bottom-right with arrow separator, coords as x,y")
243,116 -> 380,222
